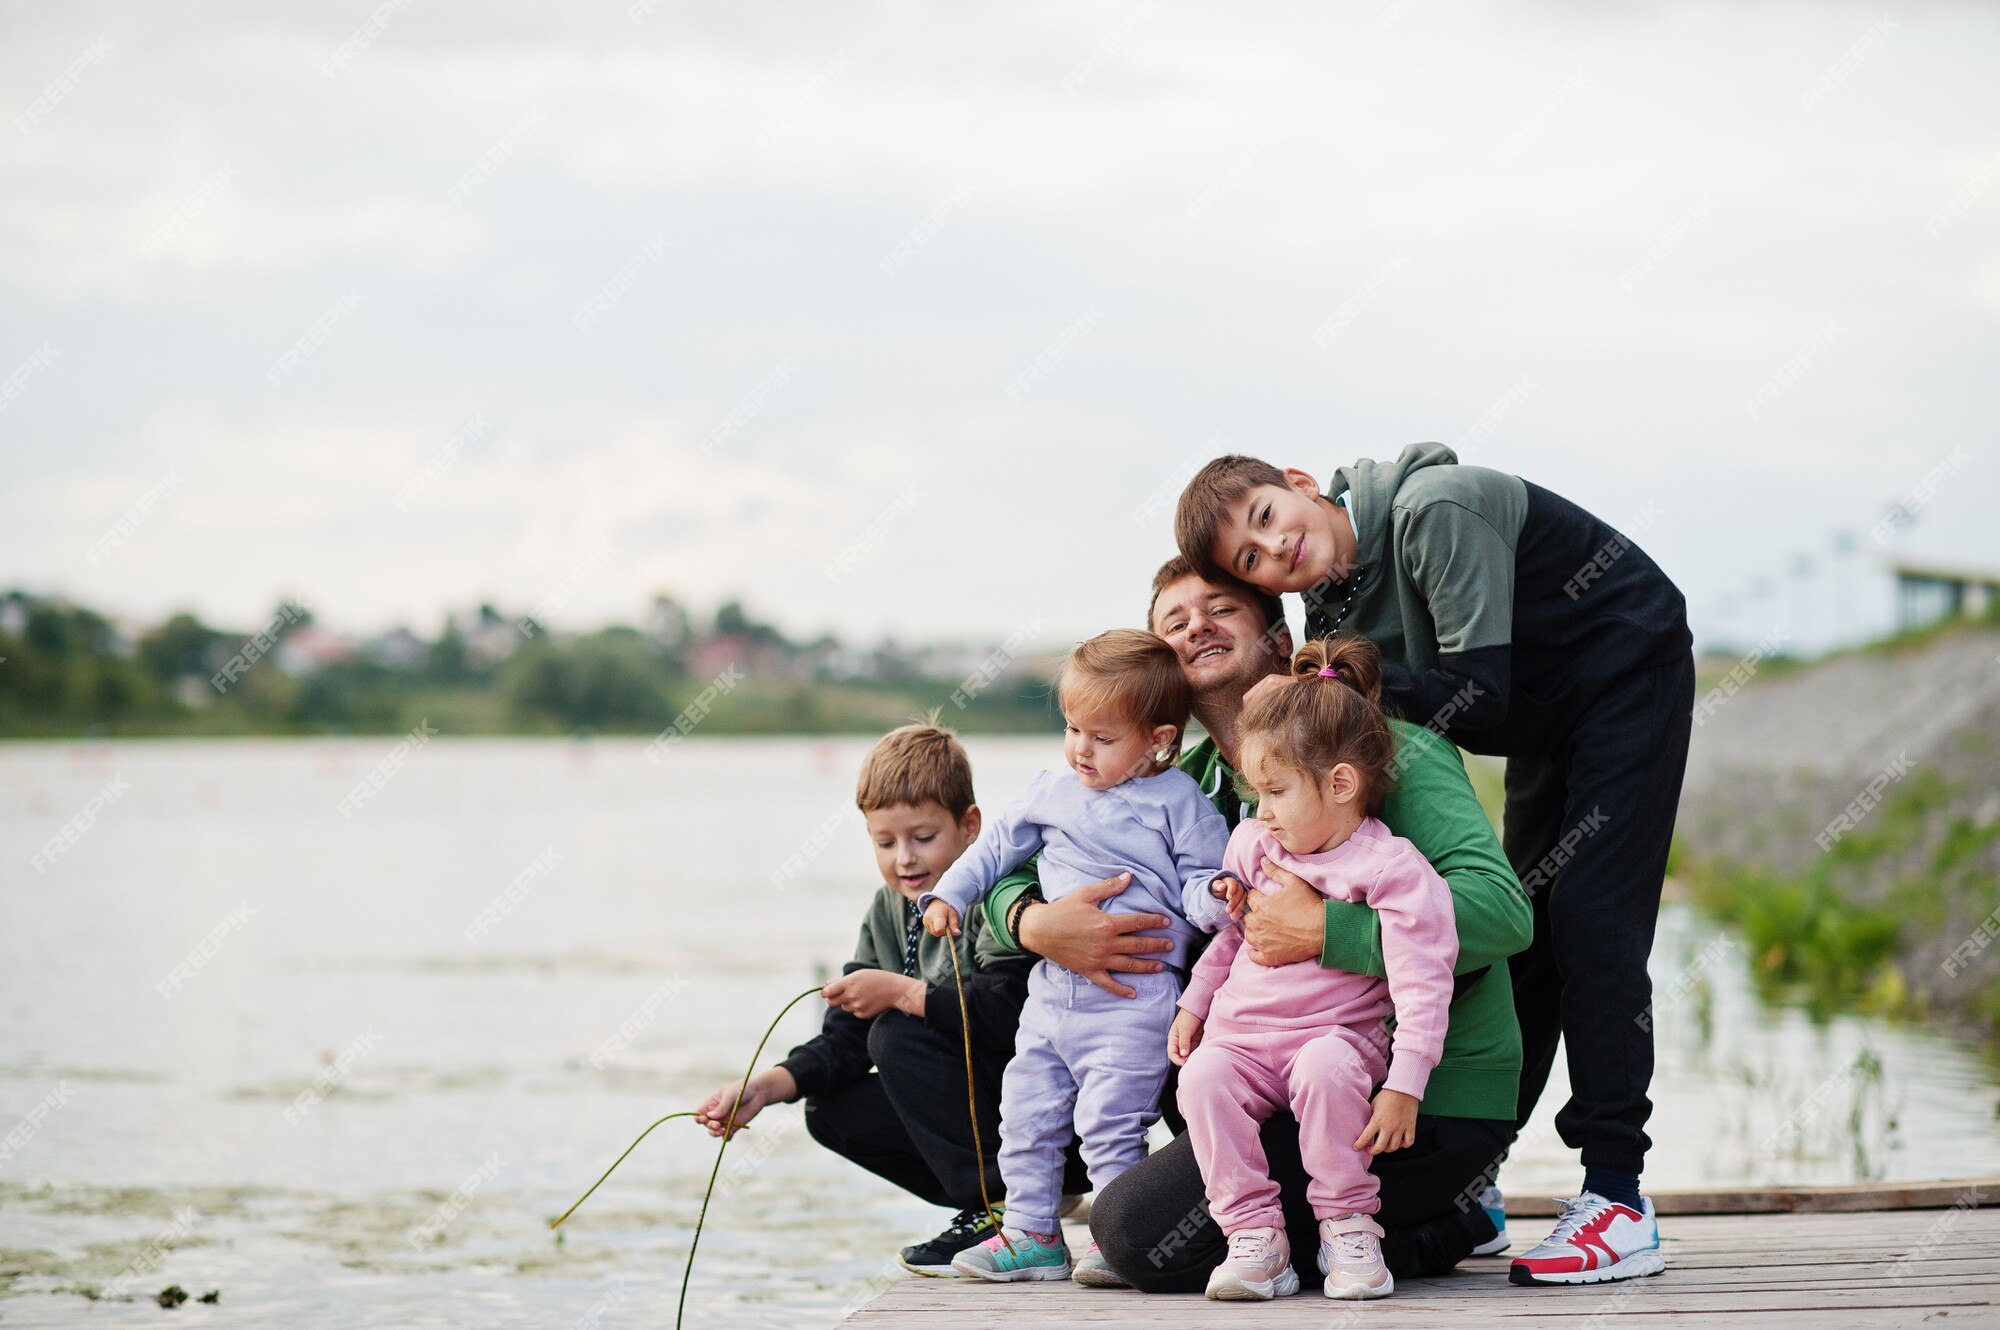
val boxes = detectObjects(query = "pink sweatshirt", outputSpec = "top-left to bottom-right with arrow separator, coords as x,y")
1178,817 -> 1458,1101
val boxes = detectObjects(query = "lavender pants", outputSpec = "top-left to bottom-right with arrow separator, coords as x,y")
996,960 -> 1180,1235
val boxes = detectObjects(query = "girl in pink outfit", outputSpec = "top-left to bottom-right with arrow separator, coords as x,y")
1169,635 -> 1456,1302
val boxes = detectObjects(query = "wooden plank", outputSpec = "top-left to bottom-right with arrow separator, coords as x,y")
842,1203 -> 2000,1329
1504,1176 -> 1995,1217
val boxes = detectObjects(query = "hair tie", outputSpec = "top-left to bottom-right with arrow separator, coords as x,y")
1317,665 -> 1342,680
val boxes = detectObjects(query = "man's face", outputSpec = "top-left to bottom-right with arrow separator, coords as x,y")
1151,574 -> 1291,699
1208,472 -> 1341,593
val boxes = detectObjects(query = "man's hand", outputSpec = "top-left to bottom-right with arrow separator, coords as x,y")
1016,873 -> 1173,999
822,968 -> 924,1020
1354,1088 -> 1419,1155
1167,1009 -> 1205,1066
694,1067 -> 796,1139
1243,857 -> 1325,966
1241,673 -> 1287,711
923,899 -> 960,938
1209,873 -> 1248,921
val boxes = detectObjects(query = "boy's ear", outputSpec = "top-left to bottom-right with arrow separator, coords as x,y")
1282,468 -> 1321,499
958,804 -> 982,841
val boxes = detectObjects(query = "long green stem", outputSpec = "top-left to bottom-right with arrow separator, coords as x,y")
548,1112 -> 698,1231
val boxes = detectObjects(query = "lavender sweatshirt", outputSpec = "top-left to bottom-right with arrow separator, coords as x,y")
1179,817 -> 1457,1101
920,765 -> 1231,969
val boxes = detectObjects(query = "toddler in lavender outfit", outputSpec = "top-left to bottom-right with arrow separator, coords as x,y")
920,628 -> 1232,1284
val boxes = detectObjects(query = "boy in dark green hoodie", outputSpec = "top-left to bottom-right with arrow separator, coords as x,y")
1175,447 -> 1692,1287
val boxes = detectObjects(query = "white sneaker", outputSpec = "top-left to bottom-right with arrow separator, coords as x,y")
1471,1184 -> 1510,1255
1204,1226 -> 1299,1301
1317,1213 -> 1392,1299
1509,1193 -> 1666,1285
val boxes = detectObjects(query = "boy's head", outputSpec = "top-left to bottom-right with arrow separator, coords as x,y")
1057,628 -> 1191,791
856,721 -> 982,902
1174,455 -> 1348,594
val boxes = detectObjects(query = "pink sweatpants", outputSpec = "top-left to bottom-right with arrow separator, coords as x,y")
1178,1019 -> 1388,1232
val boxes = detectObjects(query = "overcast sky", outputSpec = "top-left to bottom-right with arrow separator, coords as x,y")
2,0 -> 1994,657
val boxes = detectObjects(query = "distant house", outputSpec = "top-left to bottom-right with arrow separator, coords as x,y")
366,627 -> 427,670
1891,560 -> 2000,632
276,624 -> 355,675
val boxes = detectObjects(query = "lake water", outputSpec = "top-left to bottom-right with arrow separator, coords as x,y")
3,737 -> 1997,1327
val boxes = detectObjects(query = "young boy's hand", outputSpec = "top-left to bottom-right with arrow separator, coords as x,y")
823,968 -> 924,1019
1167,1009 -> 1205,1066
922,899 -> 960,938
694,1067 -> 794,1139
1353,1088 -> 1419,1155
1209,874 -> 1248,920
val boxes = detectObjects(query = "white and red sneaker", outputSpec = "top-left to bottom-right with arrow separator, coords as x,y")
1509,1193 -> 1665,1286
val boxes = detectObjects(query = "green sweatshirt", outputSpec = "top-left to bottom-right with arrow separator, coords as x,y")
985,718 -> 1530,1120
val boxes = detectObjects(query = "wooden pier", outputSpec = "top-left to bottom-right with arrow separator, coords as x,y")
843,1180 -> 1998,1327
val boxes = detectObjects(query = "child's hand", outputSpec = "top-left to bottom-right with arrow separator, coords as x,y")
922,899 -> 960,938
823,969 -> 922,1019
694,1071 -> 785,1139
1209,874 -> 1248,921
1353,1088 -> 1419,1155
1167,1009 -> 1204,1066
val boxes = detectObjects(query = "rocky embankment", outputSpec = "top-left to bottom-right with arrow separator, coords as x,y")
1676,621 -> 2000,1036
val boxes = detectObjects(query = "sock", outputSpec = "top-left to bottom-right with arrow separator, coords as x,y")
1582,1166 -> 1642,1210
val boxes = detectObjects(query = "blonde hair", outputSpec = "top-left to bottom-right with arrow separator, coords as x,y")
1057,628 -> 1192,765
856,716 -> 976,817
1238,635 -> 1396,815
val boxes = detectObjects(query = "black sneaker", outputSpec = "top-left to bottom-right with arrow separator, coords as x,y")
899,1207 -> 1002,1276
